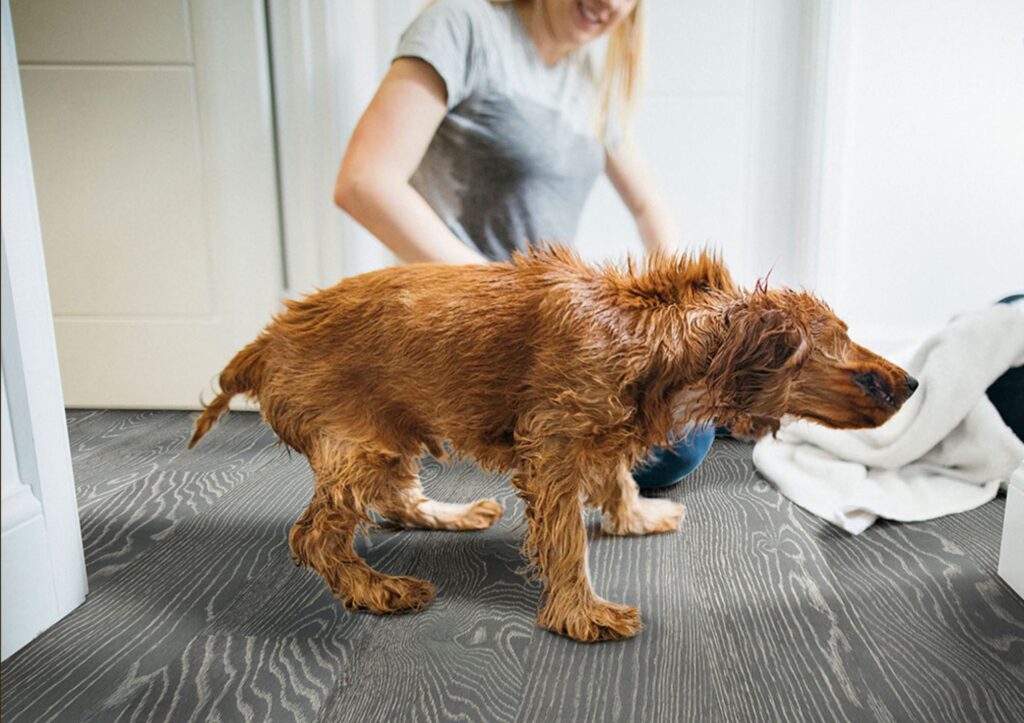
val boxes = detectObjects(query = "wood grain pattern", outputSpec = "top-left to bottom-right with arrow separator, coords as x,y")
314,458 -> 537,723
1,411 -> 1021,723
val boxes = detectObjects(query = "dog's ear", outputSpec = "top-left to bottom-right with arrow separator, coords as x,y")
704,298 -> 810,422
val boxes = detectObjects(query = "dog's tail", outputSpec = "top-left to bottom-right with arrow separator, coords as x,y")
188,335 -> 269,449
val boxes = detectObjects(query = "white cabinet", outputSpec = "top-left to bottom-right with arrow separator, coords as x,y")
999,461 -> 1024,599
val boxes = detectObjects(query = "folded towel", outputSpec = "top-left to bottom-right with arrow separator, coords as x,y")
752,301 -> 1024,534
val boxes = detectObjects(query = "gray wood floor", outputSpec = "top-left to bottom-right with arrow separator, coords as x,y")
2,410 -> 1022,722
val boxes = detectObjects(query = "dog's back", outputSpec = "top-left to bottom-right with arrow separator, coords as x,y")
191,251 -> 583,465
190,245 -> 740,466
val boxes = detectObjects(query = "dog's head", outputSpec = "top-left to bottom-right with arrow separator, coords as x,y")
703,287 -> 917,439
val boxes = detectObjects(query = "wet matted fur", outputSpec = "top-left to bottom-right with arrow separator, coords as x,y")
189,246 -> 916,642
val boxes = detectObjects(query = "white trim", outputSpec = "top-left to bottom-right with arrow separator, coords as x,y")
267,0 -> 399,294
742,0 -> 846,290
0,485 -> 46,537
1,0 -> 87,659
189,0 -> 284,330
736,0 -> 760,287
803,0 -> 853,299
1,377 -> 44,533
266,0 -> 334,294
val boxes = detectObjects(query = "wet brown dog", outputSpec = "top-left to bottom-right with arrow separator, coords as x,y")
189,246 -> 916,642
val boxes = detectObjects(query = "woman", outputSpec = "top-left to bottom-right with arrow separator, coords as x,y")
334,0 -> 714,485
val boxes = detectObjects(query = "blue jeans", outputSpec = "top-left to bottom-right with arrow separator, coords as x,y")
631,425 -> 716,489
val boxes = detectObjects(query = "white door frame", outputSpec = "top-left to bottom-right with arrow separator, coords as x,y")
1,0 -> 87,661
265,0 -> 409,295
799,0 -> 853,302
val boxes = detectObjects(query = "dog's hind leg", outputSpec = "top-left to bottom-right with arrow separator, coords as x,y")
373,472 -> 503,531
288,440 -> 434,614
592,463 -> 685,536
514,452 -> 642,642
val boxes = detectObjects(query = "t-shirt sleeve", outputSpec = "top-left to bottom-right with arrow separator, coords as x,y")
394,0 -> 482,110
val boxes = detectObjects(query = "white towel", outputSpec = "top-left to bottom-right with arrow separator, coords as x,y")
752,301 -> 1024,534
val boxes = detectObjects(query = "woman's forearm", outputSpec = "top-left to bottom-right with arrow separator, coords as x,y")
336,177 -> 487,265
605,145 -> 680,255
634,199 -> 680,255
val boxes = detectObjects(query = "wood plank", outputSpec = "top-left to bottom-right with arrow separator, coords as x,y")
69,411 -> 284,582
811,517 -> 1024,722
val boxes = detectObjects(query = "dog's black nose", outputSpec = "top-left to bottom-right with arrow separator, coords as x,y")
905,375 -> 919,394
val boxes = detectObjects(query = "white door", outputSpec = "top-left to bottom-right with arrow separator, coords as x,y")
10,0 -> 284,408
1,0 -> 87,660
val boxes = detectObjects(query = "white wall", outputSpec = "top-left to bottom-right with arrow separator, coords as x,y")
576,0 -> 814,290
580,0 -> 1024,356
576,0 -> 753,268
826,0 -> 1024,355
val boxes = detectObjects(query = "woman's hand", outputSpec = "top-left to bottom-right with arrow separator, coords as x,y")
335,58 -> 488,265
605,144 -> 680,255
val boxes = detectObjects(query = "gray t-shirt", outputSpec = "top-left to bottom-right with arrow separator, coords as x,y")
396,0 -> 605,261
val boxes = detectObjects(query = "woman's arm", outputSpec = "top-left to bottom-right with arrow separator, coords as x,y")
605,144 -> 680,254
334,58 -> 487,265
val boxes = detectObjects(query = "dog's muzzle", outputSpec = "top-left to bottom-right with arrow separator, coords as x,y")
854,370 -> 918,408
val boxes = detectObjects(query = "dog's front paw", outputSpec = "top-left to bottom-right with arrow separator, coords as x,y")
601,498 -> 685,536
539,597 -> 642,642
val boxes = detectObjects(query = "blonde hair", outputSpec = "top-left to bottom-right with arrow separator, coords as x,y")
488,0 -> 646,143
595,1 -> 645,143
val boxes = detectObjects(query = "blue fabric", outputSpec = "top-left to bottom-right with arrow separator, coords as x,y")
632,425 -> 716,489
